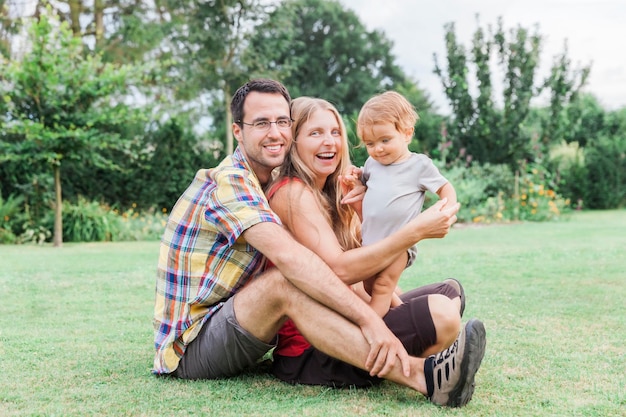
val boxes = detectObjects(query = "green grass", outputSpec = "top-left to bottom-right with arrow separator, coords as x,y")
1,210 -> 624,416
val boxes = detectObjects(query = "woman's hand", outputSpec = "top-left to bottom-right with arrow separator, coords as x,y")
411,198 -> 460,240
339,166 -> 365,215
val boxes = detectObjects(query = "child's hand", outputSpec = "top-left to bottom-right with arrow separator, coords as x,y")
340,173 -> 359,189
339,166 -> 365,208
339,165 -> 361,194
344,165 -> 362,179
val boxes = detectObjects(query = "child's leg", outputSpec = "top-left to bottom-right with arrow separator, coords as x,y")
366,252 -> 408,317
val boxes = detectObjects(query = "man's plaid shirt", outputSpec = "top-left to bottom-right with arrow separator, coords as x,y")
153,148 -> 281,374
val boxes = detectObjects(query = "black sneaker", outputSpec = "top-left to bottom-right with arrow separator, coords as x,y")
444,278 -> 466,317
425,319 -> 486,407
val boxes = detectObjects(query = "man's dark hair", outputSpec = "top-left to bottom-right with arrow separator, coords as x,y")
231,79 -> 291,125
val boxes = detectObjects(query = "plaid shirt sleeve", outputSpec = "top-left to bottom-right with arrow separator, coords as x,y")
153,151 -> 281,374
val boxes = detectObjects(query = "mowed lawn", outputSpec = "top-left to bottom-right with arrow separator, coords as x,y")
0,210 -> 624,416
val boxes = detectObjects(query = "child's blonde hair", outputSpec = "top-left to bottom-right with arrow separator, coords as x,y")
356,91 -> 419,141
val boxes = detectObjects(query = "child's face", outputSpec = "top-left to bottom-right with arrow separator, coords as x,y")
361,122 -> 412,165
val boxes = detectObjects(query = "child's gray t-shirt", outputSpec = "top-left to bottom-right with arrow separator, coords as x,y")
361,153 -> 449,247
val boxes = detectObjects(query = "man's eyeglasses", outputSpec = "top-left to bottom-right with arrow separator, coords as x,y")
239,118 -> 293,131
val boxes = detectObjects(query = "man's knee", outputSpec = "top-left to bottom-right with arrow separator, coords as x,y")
235,267 -> 294,321
248,267 -> 291,298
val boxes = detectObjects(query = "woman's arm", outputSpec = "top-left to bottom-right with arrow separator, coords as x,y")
269,180 -> 458,285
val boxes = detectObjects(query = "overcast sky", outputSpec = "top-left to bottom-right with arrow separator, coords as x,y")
338,0 -> 625,113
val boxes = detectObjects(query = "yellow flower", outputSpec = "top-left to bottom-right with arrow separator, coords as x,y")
531,209 -> 537,215
521,194 -> 527,200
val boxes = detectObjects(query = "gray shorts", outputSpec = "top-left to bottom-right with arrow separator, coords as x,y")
172,296 -> 276,379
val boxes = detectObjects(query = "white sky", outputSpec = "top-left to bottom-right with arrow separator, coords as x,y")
338,0 -> 625,113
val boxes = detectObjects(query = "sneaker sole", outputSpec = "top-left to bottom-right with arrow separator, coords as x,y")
446,319 -> 486,407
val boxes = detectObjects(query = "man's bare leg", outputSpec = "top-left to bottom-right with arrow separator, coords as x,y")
234,269 -> 454,393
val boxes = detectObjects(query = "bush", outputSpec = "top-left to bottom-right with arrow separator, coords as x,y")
61,118 -> 219,212
0,228 -> 17,244
505,163 -> 571,221
114,205 -> 167,241
0,193 -> 25,242
11,197 -> 165,244
18,225 -> 52,245
439,162 -> 514,223
582,135 -> 626,209
59,197 -> 120,242
435,161 -> 571,223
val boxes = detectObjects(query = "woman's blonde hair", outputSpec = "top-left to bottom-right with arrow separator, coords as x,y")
272,97 -> 360,251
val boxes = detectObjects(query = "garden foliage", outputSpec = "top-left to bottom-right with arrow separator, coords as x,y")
0,3 -> 624,244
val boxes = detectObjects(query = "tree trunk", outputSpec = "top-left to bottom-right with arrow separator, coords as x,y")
68,0 -> 82,37
224,84 -> 233,155
53,164 -> 63,247
94,0 -> 104,49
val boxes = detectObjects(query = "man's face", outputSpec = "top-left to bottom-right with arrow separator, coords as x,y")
233,91 -> 292,183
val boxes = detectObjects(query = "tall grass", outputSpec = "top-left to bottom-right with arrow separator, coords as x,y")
0,210 -> 624,416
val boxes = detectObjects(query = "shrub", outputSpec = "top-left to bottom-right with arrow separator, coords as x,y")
0,228 -> 17,244
0,193 -> 25,242
582,135 -> 626,209
31,198 -> 165,243
59,197 -> 121,242
505,163 -> 571,221
18,225 -> 52,245
114,205 -> 167,241
438,162 -> 514,223
435,160 -> 571,223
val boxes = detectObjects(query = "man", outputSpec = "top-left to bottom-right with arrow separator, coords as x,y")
153,78 -> 485,407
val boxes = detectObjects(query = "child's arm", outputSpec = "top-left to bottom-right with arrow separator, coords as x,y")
436,182 -> 457,209
351,281 -> 371,303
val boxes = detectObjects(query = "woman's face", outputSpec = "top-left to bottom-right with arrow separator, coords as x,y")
295,109 -> 343,188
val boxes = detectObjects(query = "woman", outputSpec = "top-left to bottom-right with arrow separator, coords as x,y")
265,97 -> 483,398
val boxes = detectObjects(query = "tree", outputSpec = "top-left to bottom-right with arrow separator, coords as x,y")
434,17 -> 541,167
541,44 -> 591,149
433,16 -> 590,169
0,0 -> 20,58
247,0 -> 428,116
0,9 -> 150,246
154,0 -> 270,155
